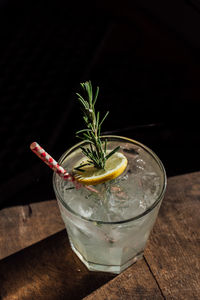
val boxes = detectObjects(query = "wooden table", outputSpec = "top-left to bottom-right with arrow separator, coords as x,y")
0,172 -> 199,299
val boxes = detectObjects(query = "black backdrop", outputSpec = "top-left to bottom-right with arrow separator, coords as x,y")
0,0 -> 200,208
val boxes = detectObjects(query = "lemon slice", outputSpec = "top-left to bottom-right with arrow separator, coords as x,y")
73,151 -> 128,185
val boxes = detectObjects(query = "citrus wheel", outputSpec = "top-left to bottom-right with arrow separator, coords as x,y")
73,151 -> 128,185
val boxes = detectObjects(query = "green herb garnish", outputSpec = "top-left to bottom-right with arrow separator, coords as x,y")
75,81 -> 119,171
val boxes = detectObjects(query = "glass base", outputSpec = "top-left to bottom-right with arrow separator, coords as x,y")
70,242 -> 143,274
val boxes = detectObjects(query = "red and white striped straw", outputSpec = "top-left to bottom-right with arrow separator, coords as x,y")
30,142 -> 98,193
30,142 -> 74,181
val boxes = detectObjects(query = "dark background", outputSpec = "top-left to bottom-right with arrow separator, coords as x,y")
0,0 -> 200,208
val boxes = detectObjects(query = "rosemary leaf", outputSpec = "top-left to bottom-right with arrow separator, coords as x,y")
76,128 -> 92,135
105,146 -> 120,160
99,111 -> 109,127
104,139 -> 107,153
74,163 -> 90,172
93,86 -> 99,106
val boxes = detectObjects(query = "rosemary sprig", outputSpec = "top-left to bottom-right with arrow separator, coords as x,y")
75,81 -> 119,171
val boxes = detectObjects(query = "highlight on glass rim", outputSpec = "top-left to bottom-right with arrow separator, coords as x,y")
31,80 -> 167,274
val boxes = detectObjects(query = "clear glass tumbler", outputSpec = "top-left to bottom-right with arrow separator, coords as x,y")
53,136 -> 167,274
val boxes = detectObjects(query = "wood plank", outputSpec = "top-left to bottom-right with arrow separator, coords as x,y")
1,172 -> 199,299
144,172 -> 200,299
83,172 -> 200,299
84,259 -> 164,300
0,230 -> 162,300
0,200 -> 65,259
0,231 -> 114,300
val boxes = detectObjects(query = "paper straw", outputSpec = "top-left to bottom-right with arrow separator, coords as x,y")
30,142 -> 98,193
30,142 -> 73,179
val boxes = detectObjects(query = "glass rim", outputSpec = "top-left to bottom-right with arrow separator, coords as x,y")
53,135 -> 167,225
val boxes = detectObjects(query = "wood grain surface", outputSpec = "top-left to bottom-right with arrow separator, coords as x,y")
84,172 -> 200,300
0,230 -> 114,300
84,259 -> 164,300
0,172 -> 200,299
0,200 -> 64,259
145,172 -> 200,299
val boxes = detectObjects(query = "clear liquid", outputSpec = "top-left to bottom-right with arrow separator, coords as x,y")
55,138 -> 165,273
59,143 -> 163,222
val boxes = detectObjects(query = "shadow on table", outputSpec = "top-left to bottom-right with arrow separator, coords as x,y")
0,230 -> 115,300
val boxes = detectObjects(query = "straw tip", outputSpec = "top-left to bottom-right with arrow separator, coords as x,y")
30,142 -> 38,150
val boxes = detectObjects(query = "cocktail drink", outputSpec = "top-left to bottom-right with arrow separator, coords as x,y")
30,81 -> 166,274
53,135 -> 166,274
